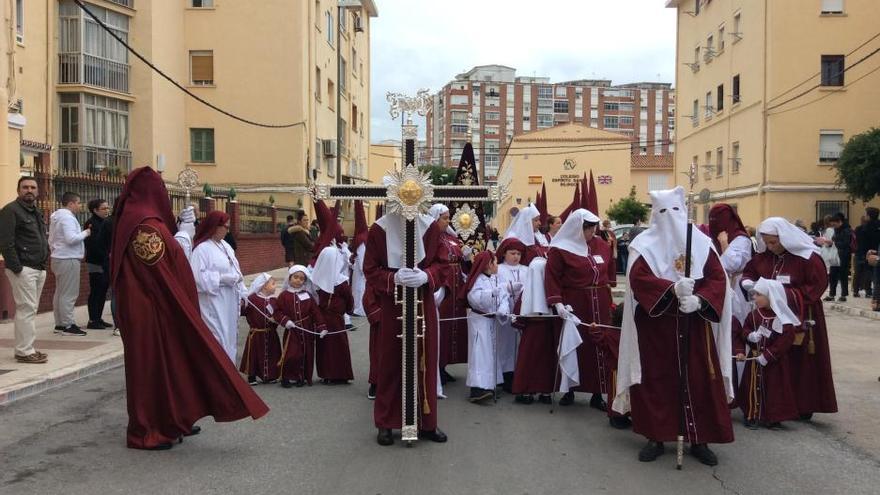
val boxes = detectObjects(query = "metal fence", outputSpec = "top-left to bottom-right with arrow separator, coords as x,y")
238,201 -> 275,234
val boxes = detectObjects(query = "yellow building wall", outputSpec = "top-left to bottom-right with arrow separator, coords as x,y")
496,124 -> 633,233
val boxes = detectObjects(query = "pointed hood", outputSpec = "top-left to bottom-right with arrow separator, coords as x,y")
375,203 -> 384,222
311,199 -> 344,265
587,170 -> 599,214
351,200 -> 369,252
330,199 -> 341,221
580,173 -> 590,210
537,182 -> 548,226
559,182 -> 581,223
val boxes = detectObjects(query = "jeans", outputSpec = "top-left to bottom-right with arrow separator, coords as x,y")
87,269 -> 110,323
829,256 -> 851,297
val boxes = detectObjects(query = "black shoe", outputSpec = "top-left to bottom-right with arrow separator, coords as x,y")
799,413 -> 813,421
185,426 -> 201,437
61,325 -> 87,336
838,297 -> 847,302
146,443 -> 173,451
515,394 -> 534,405
766,422 -> 783,430
54,325 -> 65,333
418,428 -> 447,443
638,441 -> 665,462
295,380 -> 305,388
744,419 -> 760,430
281,379 -> 294,389
823,296 -> 834,302
440,368 -> 456,385
86,321 -> 106,330
559,391 -> 575,406
537,394 -> 552,405
690,444 -> 718,466
367,384 -> 377,400
248,376 -> 258,385
377,428 -> 393,446
329,379 -> 350,385
345,324 -> 355,331
468,387 -> 493,403
100,320 -> 114,328
590,394 -> 608,412
502,372 -> 514,394
609,416 -> 632,429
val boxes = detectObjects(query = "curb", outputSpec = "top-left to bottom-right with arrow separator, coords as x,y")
825,302 -> 880,321
0,349 -> 124,407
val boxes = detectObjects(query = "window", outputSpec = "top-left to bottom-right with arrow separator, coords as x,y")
537,114 -> 554,128
692,99 -> 699,126
604,102 -> 620,112
485,111 -> 500,121
718,25 -> 725,51
694,0 -> 700,16
537,86 -> 552,99
648,173 -> 668,192
821,55 -> 845,86
189,51 -> 214,85
554,100 -> 569,113
733,11 -> 742,40
61,105 -> 79,144
819,131 -> 844,162
731,142 -> 741,173
484,125 -> 499,135
15,0 -> 23,43
325,11 -> 334,46
707,35 -> 714,51
705,91 -> 713,117
339,57 -> 347,94
190,128 -> 215,163
694,46 -> 701,65
716,84 -> 724,111
692,156 -> 699,182
604,116 -> 619,128
821,0 -> 844,14
339,8 -> 347,31
620,116 -> 633,126
732,74 -> 741,103
351,104 -> 358,132
705,151 -> 713,178
716,147 -> 724,177
191,0 -> 214,7
327,79 -> 335,110
555,86 -> 567,98
315,66 -> 322,101
450,94 -> 468,105
816,201 -> 849,222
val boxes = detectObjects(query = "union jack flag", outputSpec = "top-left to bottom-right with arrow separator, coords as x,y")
598,175 -> 613,184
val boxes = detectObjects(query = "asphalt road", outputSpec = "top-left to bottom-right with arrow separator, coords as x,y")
1,311 -> 878,495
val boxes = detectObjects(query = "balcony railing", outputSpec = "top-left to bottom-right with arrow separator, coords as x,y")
819,150 -> 841,162
59,52 -> 131,94
59,145 -> 132,174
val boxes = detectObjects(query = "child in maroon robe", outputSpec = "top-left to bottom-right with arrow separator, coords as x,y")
735,278 -> 799,428
239,273 -> 282,385
274,265 -> 327,388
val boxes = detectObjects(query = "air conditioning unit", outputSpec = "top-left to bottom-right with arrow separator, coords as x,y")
322,139 -> 337,157
354,15 -> 364,33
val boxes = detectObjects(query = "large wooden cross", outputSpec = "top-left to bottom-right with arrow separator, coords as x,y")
311,138 -> 504,445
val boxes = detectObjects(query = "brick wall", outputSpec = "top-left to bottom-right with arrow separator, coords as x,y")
0,234 -> 286,320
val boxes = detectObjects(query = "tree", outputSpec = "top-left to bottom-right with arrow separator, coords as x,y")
606,186 -> 649,224
834,127 -> 880,203
418,165 -> 453,185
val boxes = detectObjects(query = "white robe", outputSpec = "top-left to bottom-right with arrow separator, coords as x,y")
496,263 -> 528,373
190,240 -> 245,362
466,273 -> 508,389
351,243 -> 367,316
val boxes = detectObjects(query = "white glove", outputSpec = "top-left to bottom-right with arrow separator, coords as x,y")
492,286 -> 504,298
220,273 -> 240,287
179,206 -> 196,224
674,277 -> 695,298
319,329 -> 329,339
394,268 -> 428,288
285,321 -> 296,330
462,245 -> 473,258
747,331 -> 761,343
510,282 -> 524,296
678,295 -> 701,314
741,279 -> 755,292
433,287 -> 446,306
757,354 -> 768,366
554,303 -> 582,326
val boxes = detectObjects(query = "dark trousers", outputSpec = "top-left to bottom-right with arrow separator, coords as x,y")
829,256 -> 851,297
88,270 -> 110,323
852,258 -> 873,296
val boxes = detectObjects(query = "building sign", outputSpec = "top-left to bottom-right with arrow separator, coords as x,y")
598,175 -> 613,184
528,175 -> 543,185
551,174 -> 581,187
563,158 -> 577,170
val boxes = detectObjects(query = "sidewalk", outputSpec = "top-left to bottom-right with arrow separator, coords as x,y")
823,292 -> 880,320
0,267 -> 290,406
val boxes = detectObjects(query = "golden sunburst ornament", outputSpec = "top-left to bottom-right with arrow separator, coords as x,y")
452,203 -> 480,238
386,164 -> 434,220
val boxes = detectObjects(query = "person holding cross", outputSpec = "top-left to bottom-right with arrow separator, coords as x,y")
614,186 -> 734,467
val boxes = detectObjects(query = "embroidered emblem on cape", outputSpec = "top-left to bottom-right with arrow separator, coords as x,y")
674,253 -> 689,275
131,225 -> 166,265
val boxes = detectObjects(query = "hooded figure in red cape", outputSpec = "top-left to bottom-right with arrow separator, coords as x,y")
110,167 -> 268,450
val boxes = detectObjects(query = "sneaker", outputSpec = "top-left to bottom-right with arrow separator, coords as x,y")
61,325 -> 87,336
53,325 -> 65,334
15,352 -> 48,364
112,329 -> 121,337
86,321 -> 106,330
247,376 -> 258,385
101,320 -> 114,328
468,387 -> 493,403
367,384 -> 377,400
823,296 -> 834,302
838,297 -> 847,302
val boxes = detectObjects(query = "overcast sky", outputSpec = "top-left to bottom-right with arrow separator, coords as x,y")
369,0 -> 678,141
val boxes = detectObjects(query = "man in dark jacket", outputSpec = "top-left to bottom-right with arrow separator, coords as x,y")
825,212 -> 852,302
289,211 -> 314,266
0,177 -> 50,363
280,214 -> 296,266
84,198 -> 113,329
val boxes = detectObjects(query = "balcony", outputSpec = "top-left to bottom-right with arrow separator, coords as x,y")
819,150 -> 841,163
59,53 -> 130,94
59,145 -> 132,174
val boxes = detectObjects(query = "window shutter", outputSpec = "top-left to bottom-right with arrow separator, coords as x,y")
191,52 -> 213,84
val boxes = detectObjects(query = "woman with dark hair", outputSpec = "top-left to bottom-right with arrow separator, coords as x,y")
84,198 -> 113,330
190,211 -> 246,362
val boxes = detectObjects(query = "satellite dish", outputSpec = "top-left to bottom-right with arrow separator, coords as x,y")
698,188 -> 711,204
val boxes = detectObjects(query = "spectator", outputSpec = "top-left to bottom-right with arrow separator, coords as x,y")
49,192 -> 91,336
84,198 -> 113,330
824,212 -> 852,302
601,219 -> 618,260
808,221 -> 823,238
290,211 -> 314,266
863,207 -> 880,310
852,215 -> 874,298
309,219 -> 320,241
794,219 -> 808,232
546,215 -> 562,238
281,214 -> 296,266
0,177 -> 51,363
